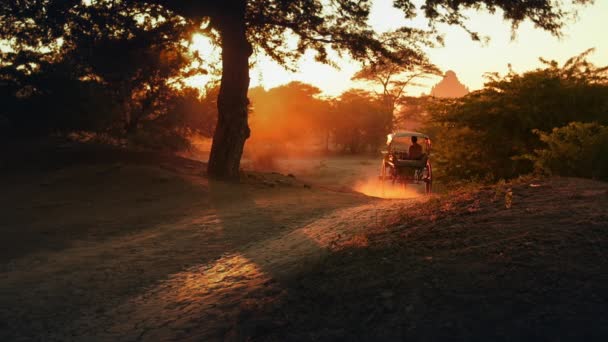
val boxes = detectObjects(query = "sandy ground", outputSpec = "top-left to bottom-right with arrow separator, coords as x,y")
1,143 -> 607,341
256,177 -> 608,341
0,143 -> 418,341
188,146 -> 431,196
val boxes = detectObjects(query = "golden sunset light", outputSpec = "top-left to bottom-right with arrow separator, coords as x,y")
185,33 -> 220,89
3,1 -> 608,340
190,0 -> 607,96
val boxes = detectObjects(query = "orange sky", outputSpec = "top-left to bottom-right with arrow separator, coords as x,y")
189,0 -> 607,97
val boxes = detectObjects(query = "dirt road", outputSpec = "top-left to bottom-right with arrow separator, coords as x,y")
0,146 -> 418,341
2,145 -> 606,341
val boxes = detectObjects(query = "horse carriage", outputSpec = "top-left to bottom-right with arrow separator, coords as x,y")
379,131 -> 432,194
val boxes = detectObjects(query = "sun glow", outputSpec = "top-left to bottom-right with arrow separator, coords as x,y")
185,33 -> 220,90
187,33 -> 362,96
186,0 -> 607,96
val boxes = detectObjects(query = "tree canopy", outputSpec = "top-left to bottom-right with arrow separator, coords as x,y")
0,0 -> 208,140
352,51 -> 441,130
0,0 -> 593,179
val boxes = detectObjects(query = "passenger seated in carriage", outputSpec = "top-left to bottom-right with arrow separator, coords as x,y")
408,136 -> 423,160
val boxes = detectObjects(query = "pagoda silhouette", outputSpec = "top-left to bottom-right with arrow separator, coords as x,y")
430,70 -> 469,98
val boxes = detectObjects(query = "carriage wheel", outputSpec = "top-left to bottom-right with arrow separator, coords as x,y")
425,163 -> 433,195
379,160 -> 387,181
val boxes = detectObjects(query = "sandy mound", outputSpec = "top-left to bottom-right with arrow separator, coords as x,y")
250,177 -> 608,341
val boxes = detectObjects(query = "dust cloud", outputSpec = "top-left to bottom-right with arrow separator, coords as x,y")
243,147 -> 423,199
185,81 -> 424,199
354,178 -> 421,199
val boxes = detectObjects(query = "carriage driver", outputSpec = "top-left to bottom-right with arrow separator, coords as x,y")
409,136 -> 423,160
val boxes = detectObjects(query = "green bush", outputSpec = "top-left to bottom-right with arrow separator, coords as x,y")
422,50 -> 608,182
530,122 -> 608,180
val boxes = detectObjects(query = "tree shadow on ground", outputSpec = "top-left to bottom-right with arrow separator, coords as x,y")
0,145 -> 373,341
246,178 -> 608,341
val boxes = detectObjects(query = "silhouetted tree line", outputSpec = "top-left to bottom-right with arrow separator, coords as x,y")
0,2 -> 218,150
248,82 -> 392,154
423,50 -> 608,181
1,0 -> 588,179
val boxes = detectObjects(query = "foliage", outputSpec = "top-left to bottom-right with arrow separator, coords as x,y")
129,86 -> 219,151
243,0 -> 593,67
247,82 -> 388,154
529,122 -> 608,180
394,95 -> 436,130
0,59 -> 122,136
0,0 -> 594,174
332,89 -> 388,153
1,0 -> 592,110
79,20 -> 202,134
0,1 -> 218,149
352,51 -> 441,129
248,82 -> 330,144
424,50 -> 608,182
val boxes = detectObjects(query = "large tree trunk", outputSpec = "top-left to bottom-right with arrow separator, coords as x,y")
207,1 -> 252,180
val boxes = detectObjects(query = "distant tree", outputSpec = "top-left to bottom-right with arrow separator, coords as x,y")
0,0 -> 593,179
248,81 -> 330,147
394,95 -> 439,130
332,89 -> 387,153
353,52 -> 441,131
430,70 -> 469,98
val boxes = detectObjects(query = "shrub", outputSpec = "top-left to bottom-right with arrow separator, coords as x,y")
422,50 -> 608,182
529,122 -> 608,180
